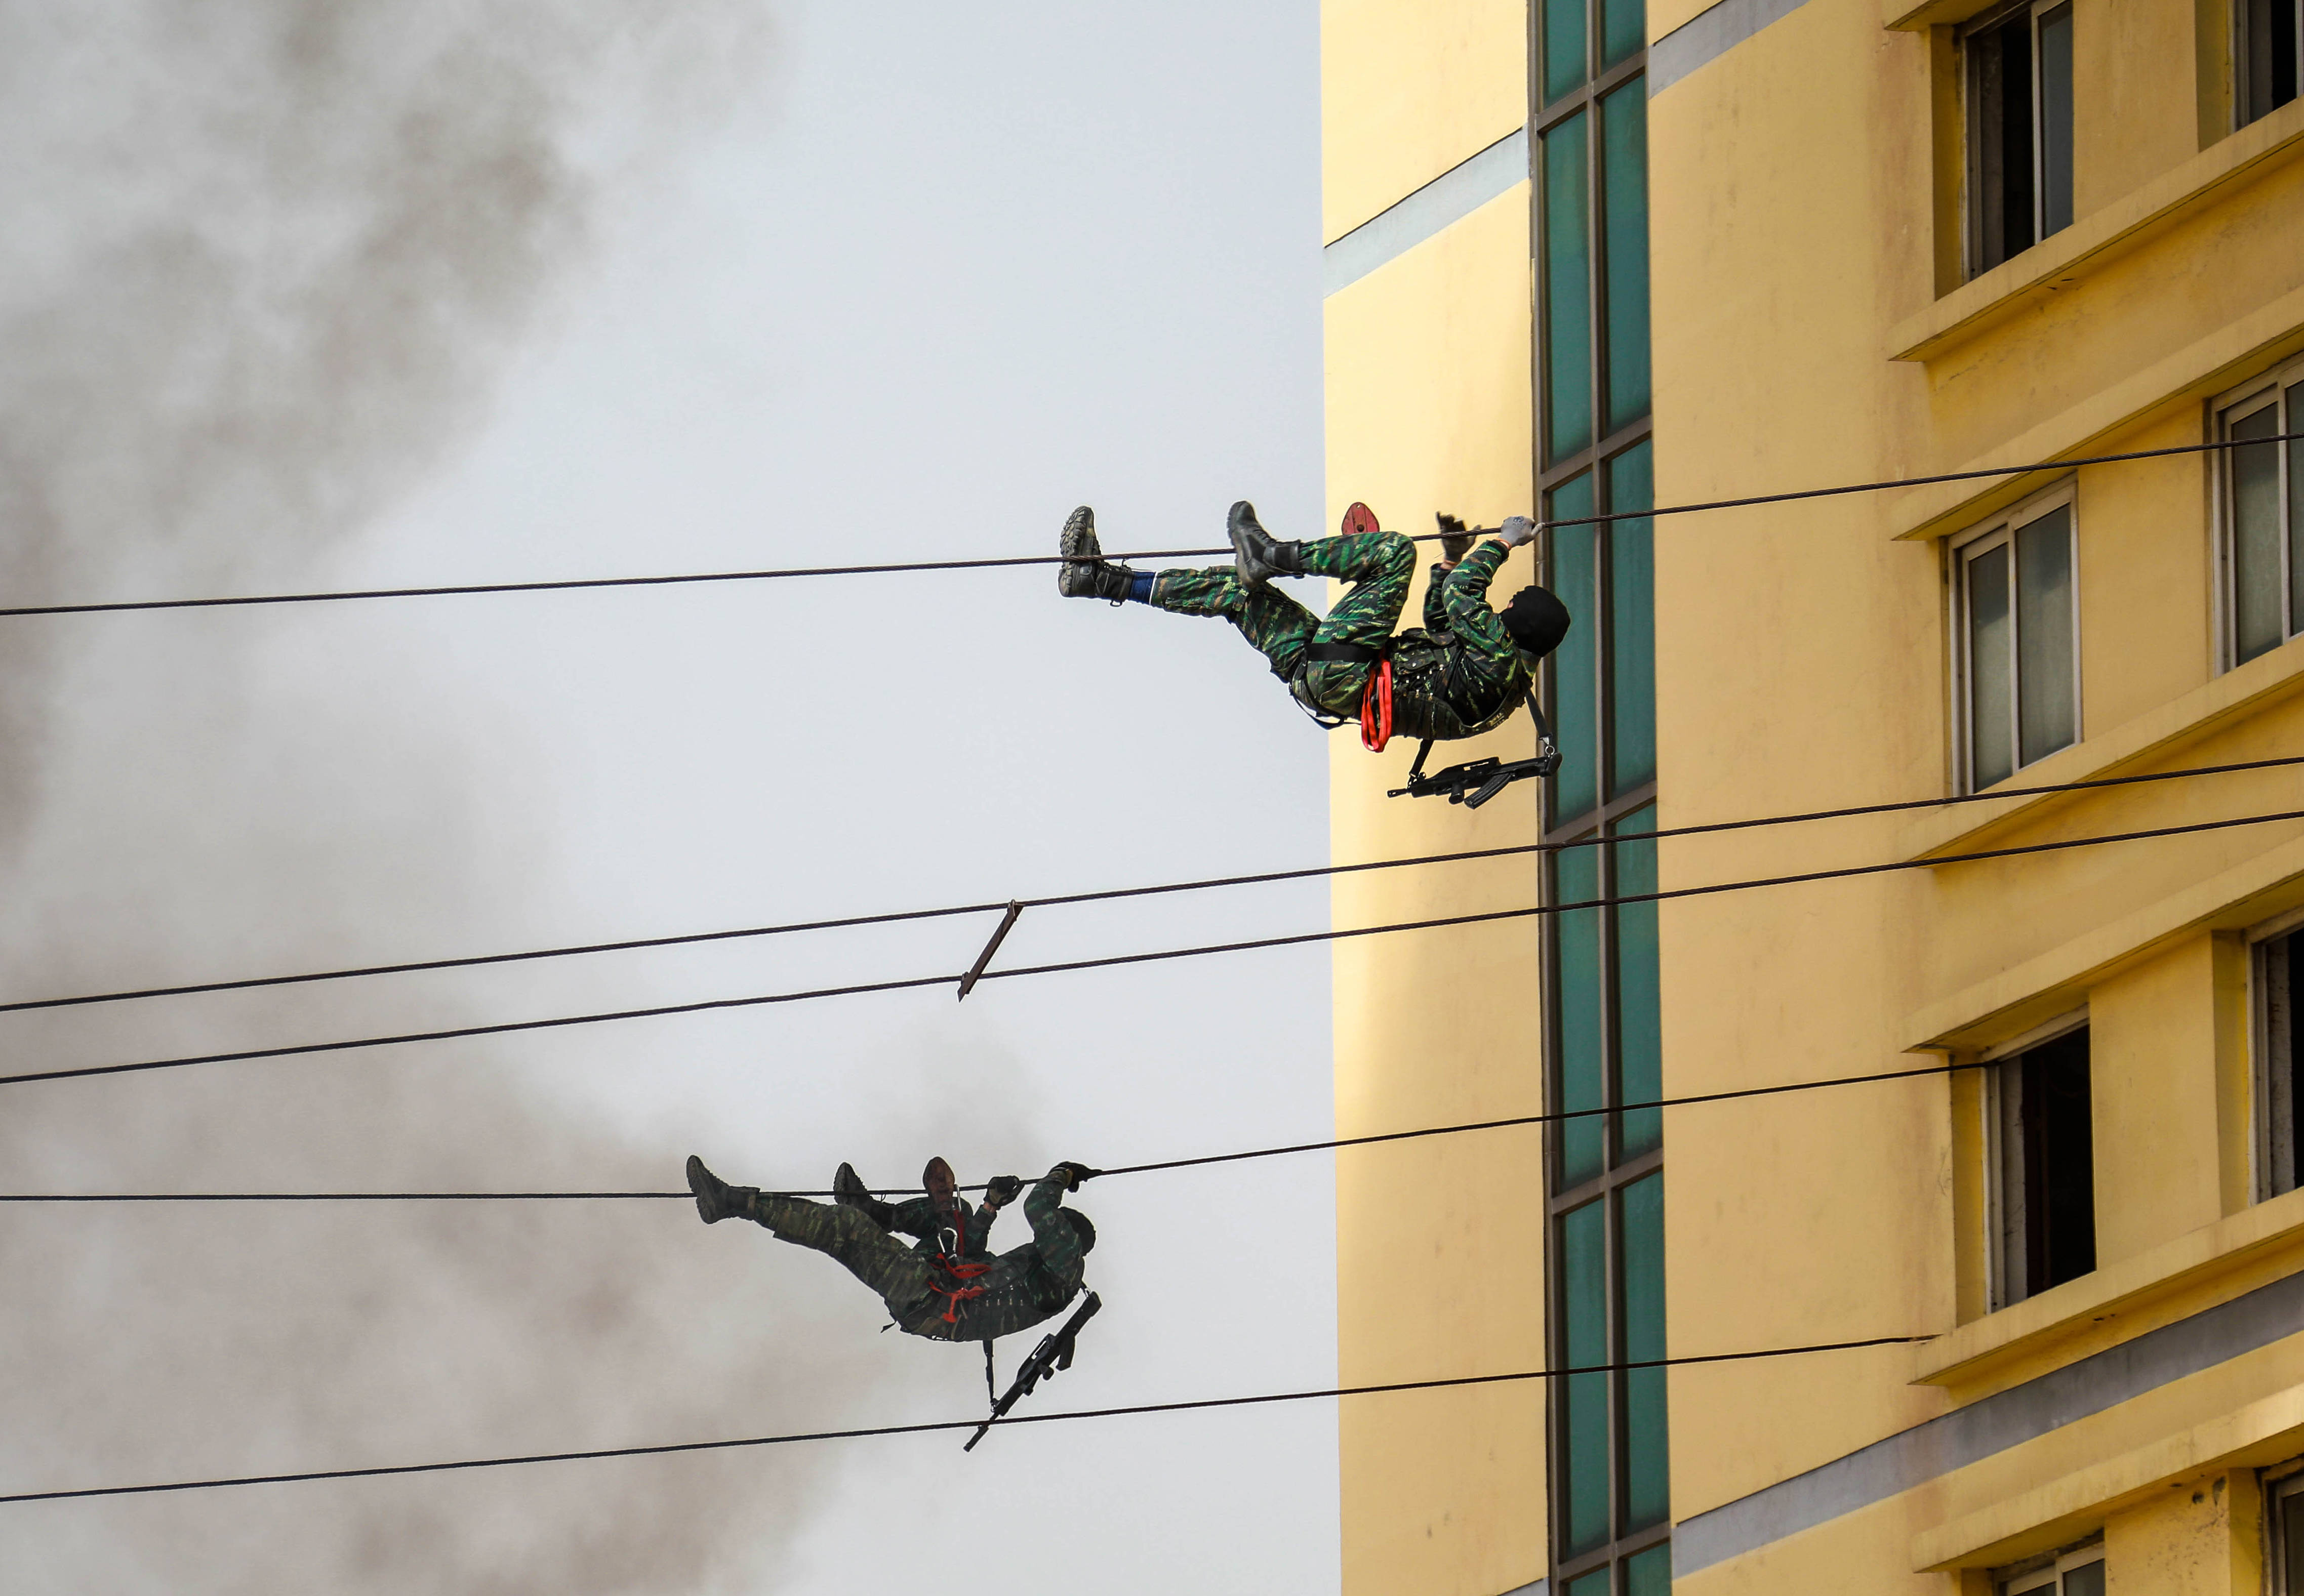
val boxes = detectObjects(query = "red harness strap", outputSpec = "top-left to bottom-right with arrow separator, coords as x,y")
1359,657 -> 1394,753
931,1257 -> 992,1324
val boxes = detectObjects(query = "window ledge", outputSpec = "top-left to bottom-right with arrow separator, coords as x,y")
1897,630 -> 2304,864
1888,96 -> 2304,365
1911,1184 -> 2304,1399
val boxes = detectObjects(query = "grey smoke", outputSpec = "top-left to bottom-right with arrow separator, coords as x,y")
0,4 -> 964,1590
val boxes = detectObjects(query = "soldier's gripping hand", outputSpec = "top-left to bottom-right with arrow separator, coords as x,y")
984,1174 -> 1024,1209
1051,1161 -> 1100,1192
1498,515 -> 1538,548
1436,512 -> 1475,567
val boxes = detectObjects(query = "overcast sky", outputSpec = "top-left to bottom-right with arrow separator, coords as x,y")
0,3 -> 1338,1590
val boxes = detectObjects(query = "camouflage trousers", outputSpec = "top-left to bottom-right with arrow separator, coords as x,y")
1151,529 -> 1414,718
751,1193 -> 933,1312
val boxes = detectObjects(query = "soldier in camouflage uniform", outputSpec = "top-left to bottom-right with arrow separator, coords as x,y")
1055,500 -> 1570,741
831,1155 -> 1019,1262
685,1153 -> 1095,1344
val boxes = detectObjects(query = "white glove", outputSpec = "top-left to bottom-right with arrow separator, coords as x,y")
1498,515 -> 1538,548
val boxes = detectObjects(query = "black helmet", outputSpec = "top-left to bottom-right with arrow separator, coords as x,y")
1502,584 -> 1571,658
1063,1209 -> 1097,1254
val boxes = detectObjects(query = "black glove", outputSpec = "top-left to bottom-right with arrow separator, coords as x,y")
1435,512 -> 1475,566
1052,1161 -> 1099,1192
984,1174 -> 1024,1208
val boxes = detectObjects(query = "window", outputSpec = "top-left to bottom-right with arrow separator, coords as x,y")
1993,1025 -> 2096,1307
1999,1543 -> 2106,1595
1954,486 -> 2079,792
2271,1464 -> 2304,1595
2253,924 -> 2302,1198
2218,358 -> 2304,667
2239,0 -> 2302,126
1966,0 -> 2075,274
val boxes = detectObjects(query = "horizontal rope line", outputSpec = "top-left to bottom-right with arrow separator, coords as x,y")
0,1335 -> 1925,1504
6,752 -> 2293,1017
0,1059 -> 1989,1203
4,434 -> 2295,618
6,803 -> 2294,1091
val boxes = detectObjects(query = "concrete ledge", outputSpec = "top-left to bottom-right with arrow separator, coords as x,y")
1895,635 -> 2304,862
1912,1188 -> 2304,1396
1888,98 -> 2304,365
1913,1378 -> 2304,1569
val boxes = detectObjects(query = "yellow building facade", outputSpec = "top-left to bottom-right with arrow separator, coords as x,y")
1324,0 -> 2304,1590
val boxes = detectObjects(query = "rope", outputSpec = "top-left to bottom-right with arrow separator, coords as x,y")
5,752 -> 2296,1018
6,802 -> 2299,1090
0,1059 -> 1984,1203
1,433 -> 2294,620
0,1335 -> 1926,1504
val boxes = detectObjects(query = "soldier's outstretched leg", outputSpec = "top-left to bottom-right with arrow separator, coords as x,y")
689,1155 -> 926,1302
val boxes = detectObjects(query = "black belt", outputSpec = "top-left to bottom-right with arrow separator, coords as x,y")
1305,640 -> 1387,664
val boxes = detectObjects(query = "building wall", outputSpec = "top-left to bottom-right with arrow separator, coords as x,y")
1649,0 -> 2304,1587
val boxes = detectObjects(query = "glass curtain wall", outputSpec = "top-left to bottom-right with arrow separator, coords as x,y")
1535,0 -> 1661,1587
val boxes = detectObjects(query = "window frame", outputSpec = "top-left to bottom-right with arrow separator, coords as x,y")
2269,1460 -> 2304,1596
2247,908 -> 2304,1200
1982,1013 -> 2093,1311
1963,0 -> 2077,276
2213,354 -> 2304,671
1997,1540 -> 2107,1595
1950,479 -> 2083,795
2236,0 -> 2304,127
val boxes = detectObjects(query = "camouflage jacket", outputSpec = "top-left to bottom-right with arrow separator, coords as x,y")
1386,540 -> 1533,742
893,1167 -> 1088,1343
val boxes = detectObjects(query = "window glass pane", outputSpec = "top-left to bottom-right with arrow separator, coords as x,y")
2269,931 -> 2302,1198
1557,842 -> 1607,1189
1549,473 -> 1601,823
1601,84 -> 1651,435
2023,1028 -> 2096,1295
1545,0 -> 1590,105
2061,1560 -> 2106,1596
1620,1173 -> 1669,1531
2015,504 -> 2076,766
2233,402 -> 2286,663
1967,542 -> 2015,788
2036,4 -> 2074,237
1545,113 -> 1595,464
1561,1200 -> 1611,1556
1603,0 -> 1646,68
1613,810 -> 1662,1159
2287,384 -> 2303,642
2281,1481 -> 2304,1595
1565,1569 -> 1612,1596
1607,443 -> 1656,793
1625,1540 -> 1673,1596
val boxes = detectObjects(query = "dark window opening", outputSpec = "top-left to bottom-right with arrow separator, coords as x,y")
1997,1026 -> 2096,1304
1968,0 -> 2074,275
2240,0 -> 2302,126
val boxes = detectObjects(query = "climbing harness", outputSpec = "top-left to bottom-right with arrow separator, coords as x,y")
965,1290 -> 1102,1451
928,1218 -> 993,1324
1388,691 -> 1561,809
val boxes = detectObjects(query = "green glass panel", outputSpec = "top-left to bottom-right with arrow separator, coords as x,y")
2232,401 -> 2285,662
1612,808 -> 1662,1159
2014,504 -> 2076,767
1967,542 -> 2014,789
1557,842 -> 1606,1188
1602,0 -> 1646,68
1549,473 -> 1600,824
1545,0 -> 1590,104
2063,1561 -> 2106,1596
1620,1173 -> 1669,1531
1544,114 -> 1595,463
1565,1571 -> 1612,1596
1625,1543 -> 1673,1596
1600,84 -> 1651,434
1607,442 -> 1656,794
2037,5 -> 2074,236
2282,1485 -> 2304,1595
1561,1200 -> 1611,1557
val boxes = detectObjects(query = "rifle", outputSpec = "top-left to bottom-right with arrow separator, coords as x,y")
963,1291 -> 1102,1451
1388,694 -> 1561,809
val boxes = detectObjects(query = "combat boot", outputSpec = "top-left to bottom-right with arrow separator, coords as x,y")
832,1161 -> 897,1230
685,1154 -> 757,1224
1057,506 -> 1140,601
1228,500 -> 1303,590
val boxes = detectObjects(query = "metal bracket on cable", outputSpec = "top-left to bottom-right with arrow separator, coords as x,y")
956,901 -> 1024,1001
